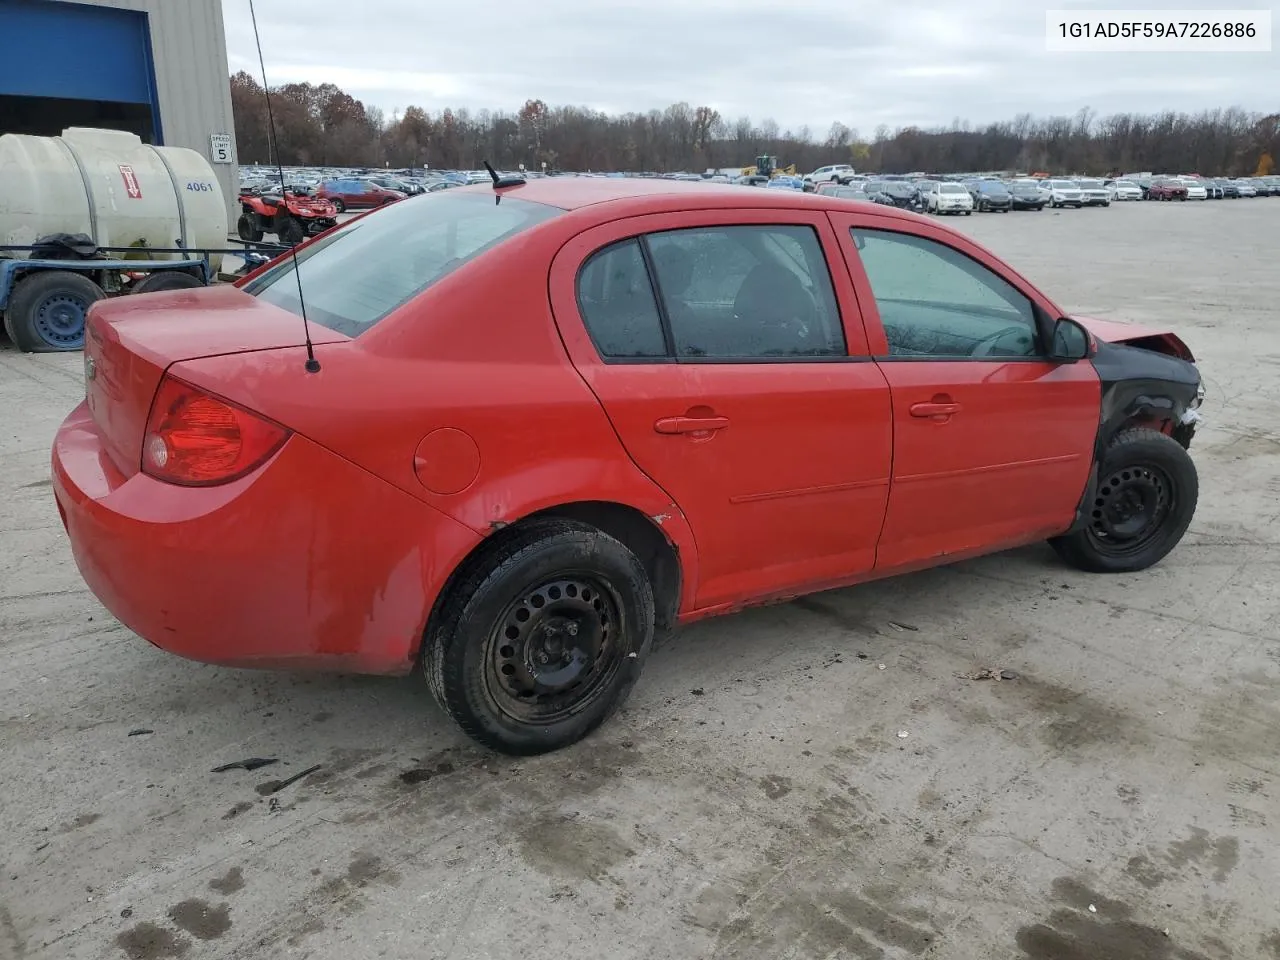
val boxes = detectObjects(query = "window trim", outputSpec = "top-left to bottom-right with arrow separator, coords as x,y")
572,222 -> 867,366
842,223 -> 1054,363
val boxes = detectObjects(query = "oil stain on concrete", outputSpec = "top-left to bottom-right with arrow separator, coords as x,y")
1124,826 -> 1240,891
1016,877 -> 1213,960
208,866 -> 244,895
114,921 -> 190,959
166,899 -> 231,940
517,814 -> 635,883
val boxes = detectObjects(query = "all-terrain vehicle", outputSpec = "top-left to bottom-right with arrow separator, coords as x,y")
237,189 -> 338,246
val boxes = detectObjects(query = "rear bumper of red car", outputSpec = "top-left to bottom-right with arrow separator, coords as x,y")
52,401 -> 480,674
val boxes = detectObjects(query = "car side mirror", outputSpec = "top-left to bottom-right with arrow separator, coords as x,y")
1047,317 -> 1091,361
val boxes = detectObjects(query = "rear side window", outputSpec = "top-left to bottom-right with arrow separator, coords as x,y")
574,225 -> 845,362
245,192 -> 560,337
646,225 -> 845,359
576,240 -> 668,359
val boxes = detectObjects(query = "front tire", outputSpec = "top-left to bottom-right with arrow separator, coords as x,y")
424,520 -> 655,755
278,216 -> 305,246
237,213 -> 263,243
1049,428 -> 1198,573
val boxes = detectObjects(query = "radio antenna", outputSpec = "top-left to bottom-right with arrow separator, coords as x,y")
249,0 -> 319,373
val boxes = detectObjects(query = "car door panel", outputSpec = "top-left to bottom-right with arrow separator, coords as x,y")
827,211 -> 1101,570
870,359 -> 1097,566
548,210 -> 891,611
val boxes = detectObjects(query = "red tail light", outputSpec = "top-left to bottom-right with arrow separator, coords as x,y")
142,376 -> 289,486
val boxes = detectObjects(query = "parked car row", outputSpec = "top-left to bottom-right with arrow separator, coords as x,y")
237,166 -> 495,212
812,170 -> 1280,213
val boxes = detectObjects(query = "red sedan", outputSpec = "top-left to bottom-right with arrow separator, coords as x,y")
1147,178 -> 1189,201
311,177 -> 405,212
52,178 -> 1204,754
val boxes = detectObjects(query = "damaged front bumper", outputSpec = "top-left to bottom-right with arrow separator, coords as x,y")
1174,378 -> 1205,448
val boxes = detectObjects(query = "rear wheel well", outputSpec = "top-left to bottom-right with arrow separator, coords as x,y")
525,502 -> 681,632
419,501 -> 683,664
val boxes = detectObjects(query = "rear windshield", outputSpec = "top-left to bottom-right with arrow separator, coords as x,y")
244,192 -> 561,337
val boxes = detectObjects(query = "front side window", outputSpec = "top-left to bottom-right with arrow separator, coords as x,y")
646,225 -> 846,359
245,192 -> 561,337
851,229 -> 1039,359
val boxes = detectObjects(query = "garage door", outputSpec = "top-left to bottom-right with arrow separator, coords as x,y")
0,0 -> 162,141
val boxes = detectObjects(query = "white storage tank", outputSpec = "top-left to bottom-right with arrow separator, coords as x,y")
0,127 -> 227,270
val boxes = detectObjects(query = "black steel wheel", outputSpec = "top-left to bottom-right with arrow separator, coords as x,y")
484,575 -> 623,727
1087,463 -> 1173,559
424,519 -> 655,754
1050,428 -> 1198,573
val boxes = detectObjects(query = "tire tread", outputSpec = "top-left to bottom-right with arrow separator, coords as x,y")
424,519 -> 654,754
1050,427 -> 1198,573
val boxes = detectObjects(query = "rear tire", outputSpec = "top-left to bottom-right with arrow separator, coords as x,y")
424,520 -> 655,755
130,271 -> 204,295
4,270 -> 105,352
1049,428 -> 1198,573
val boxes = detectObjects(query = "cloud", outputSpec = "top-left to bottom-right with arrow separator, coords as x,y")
221,0 -> 1280,132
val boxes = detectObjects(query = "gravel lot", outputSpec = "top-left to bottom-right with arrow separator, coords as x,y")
2,200 -> 1278,960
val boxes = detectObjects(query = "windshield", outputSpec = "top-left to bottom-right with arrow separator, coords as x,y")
1078,180 -> 1102,188
979,183 -> 1010,194
1114,180 -> 1136,187
940,184 -> 967,194
1051,180 -> 1077,189
245,192 -> 561,337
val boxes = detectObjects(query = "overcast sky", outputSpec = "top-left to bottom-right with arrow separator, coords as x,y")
221,0 -> 1279,134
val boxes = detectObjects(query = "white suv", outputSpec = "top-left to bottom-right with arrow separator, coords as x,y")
805,164 -> 856,184
1045,179 -> 1084,208
925,181 -> 974,215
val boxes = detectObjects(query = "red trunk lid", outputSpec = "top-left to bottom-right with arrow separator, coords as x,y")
83,284 -> 348,477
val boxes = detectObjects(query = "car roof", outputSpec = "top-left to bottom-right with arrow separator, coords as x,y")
447,177 -> 923,221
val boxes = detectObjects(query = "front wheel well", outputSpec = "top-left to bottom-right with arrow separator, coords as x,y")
418,501 -> 683,665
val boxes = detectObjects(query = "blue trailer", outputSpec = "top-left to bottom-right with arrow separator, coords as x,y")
0,242 -> 284,352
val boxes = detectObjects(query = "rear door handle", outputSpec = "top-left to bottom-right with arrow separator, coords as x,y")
909,401 -> 961,418
654,416 -> 730,434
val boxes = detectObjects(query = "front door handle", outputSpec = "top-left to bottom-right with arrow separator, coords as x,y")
654,416 -> 730,435
910,400 -> 961,418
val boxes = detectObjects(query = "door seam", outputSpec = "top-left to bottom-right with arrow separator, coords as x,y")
872,362 -> 898,570
542,265 -> 700,556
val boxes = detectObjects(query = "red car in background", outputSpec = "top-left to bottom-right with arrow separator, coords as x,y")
1147,178 -> 1188,201
312,177 -> 406,212
52,180 -> 1204,755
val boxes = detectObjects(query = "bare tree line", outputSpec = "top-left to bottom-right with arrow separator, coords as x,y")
230,72 -> 1278,176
